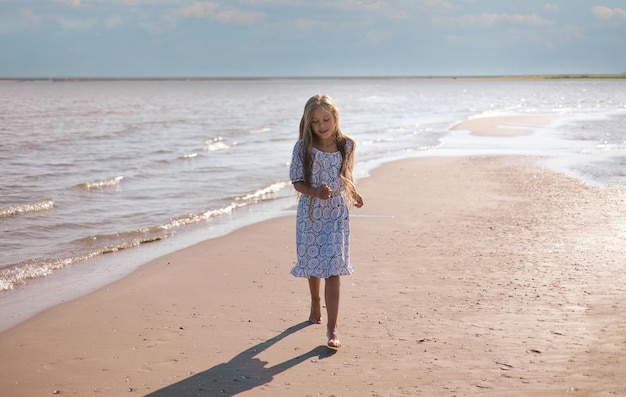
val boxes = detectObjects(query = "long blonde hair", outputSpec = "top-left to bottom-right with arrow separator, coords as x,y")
298,94 -> 359,205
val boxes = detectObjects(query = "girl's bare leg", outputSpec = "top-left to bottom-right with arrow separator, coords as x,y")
325,275 -> 341,348
308,276 -> 322,324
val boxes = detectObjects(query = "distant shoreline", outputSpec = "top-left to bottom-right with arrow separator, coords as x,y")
1,73 -> 626,83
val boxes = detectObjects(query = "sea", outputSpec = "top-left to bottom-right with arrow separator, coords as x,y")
1,78 -> 625,331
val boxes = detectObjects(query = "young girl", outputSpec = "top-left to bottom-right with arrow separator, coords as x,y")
289,94 -> 363,348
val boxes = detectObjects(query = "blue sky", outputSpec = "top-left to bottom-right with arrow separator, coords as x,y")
1,0 -> 625,77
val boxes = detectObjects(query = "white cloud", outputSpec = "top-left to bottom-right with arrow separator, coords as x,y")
339,0 -> 387,10
213,9 -> 262,23
111,0 -> 183,4
242,0 -> 298,4
51,0 -> 82,5
592,6 -> 626,20
19,6 -> 97,30
421,0 -> 454,12
178,2 -> 219,18
177,2 -> 261,23
592,6 -> 613,18
458,13 -> 553,27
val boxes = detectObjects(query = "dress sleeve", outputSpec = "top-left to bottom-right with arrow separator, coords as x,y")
345,138 -> 354,155
345,138 -> 355,180
289,140 -> 305,183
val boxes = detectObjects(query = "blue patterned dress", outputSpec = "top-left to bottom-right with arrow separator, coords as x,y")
289,139 -> 354,278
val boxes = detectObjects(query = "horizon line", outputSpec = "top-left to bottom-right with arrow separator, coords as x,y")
2,73 -> 625,82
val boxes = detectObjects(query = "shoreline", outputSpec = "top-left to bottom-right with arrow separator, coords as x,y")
0,113 -> 561,333
0,112 -> 614,333
1,113 -> 625,395
0,198 -> 297,334
1,153 -> 625,395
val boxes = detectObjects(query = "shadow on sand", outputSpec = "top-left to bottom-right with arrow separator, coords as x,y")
145,321 -> 336,396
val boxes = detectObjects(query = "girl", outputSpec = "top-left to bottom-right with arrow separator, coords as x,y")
289,94 -> 363,348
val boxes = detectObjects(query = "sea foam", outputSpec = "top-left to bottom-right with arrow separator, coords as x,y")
0,200 -> 55,217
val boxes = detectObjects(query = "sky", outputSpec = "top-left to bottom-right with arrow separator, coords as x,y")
1,0 -> 625,78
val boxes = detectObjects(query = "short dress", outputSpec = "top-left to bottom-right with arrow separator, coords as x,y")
289,139 -> 355,279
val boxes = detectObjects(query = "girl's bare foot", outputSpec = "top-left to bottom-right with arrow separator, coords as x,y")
309,298 -> 322,324
327,330 -> 341,348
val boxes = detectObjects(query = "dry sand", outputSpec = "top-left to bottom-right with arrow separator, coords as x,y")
1,118 -> 625,396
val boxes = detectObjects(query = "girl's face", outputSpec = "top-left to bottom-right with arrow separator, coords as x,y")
310,108 -> 336,142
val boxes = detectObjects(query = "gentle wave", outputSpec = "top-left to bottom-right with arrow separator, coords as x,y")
203,137 -> 237,152
0,200 -> 54,217
0,181 -> 291,291
75,226 -> 170,247
163,181 -> 290,230
163,204 -> 240,230
249,127 -> 270,134
0,231 -> 171,291
236,181 -> 289,202
78,176 -> 124,191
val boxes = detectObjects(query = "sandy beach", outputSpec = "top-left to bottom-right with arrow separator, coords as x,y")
451,114 -> 563,136
1,116 -> 625,396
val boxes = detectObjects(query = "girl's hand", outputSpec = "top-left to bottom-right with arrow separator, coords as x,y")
318,183 -> 332,200
354,193 -> 364,208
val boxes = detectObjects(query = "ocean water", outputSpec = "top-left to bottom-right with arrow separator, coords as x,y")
1,78 -> 625,330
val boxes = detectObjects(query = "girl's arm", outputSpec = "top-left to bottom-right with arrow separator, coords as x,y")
293,181 -> 332,200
